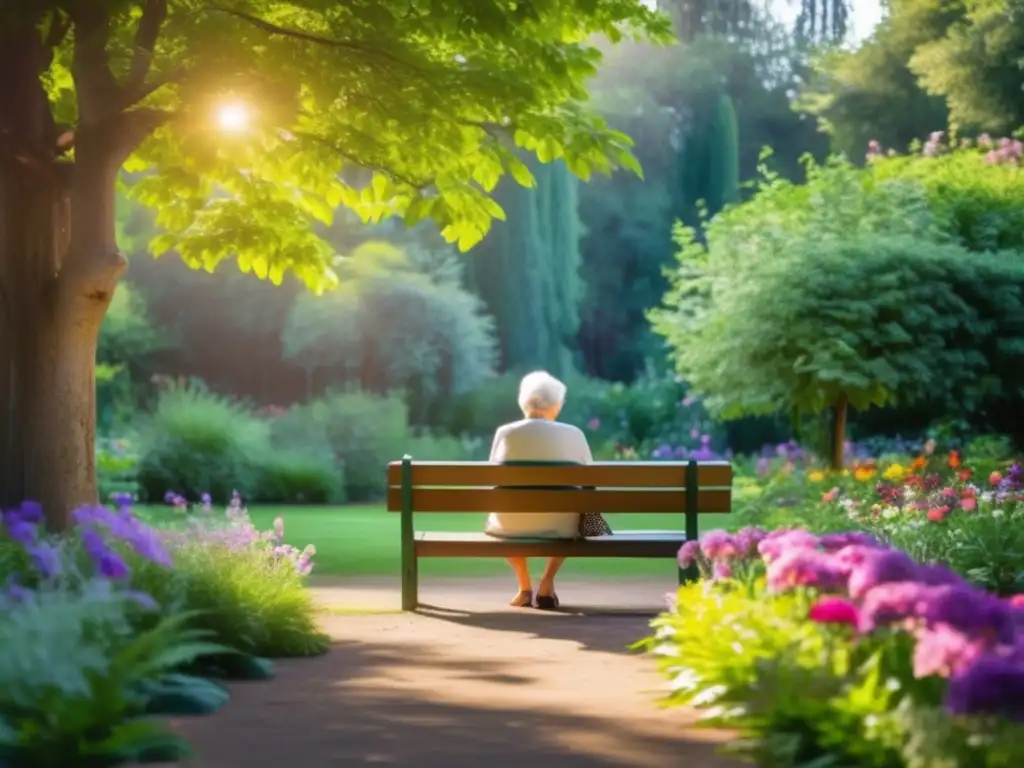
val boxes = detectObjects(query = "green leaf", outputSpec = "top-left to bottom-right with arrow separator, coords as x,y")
506,155 -> 536,188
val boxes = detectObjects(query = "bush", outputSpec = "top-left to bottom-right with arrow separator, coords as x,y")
136,383 -> 268,503
96,436 -> 140,504
643,528 -> 1024,766
0,504 -> 231,765
254,449 -> 344,504
271,390 -> 410,501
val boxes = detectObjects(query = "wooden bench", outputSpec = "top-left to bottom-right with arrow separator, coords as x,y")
385,457 -> 733,610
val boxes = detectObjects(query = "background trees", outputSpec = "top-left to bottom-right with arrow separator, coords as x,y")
0,0 -> 667,525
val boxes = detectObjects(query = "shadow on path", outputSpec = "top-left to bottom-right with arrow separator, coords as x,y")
172,612 -> 740,767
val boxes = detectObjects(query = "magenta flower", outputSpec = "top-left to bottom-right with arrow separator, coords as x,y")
818,532 -> 883,553
809,597 -> 860,627
858,581 -> 933,633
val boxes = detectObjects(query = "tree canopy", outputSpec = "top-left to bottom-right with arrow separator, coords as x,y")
17,0 -> 669,291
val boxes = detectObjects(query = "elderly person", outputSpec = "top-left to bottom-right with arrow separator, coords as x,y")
485,371 -> 612,610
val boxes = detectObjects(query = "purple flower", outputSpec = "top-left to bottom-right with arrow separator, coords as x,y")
819,532 -> 883,553
946,655 -> 1024,721
845,548 -> 919,599
27,543 -> 62,579
677,540 -> 700,569
3,575 -> 32,604
2,516 -> 37,547
919,586 -> 1017,644
81,528 -> 130,580
110,492 -> 133,508
766,548 -> 846,593
700,530 -> 738,560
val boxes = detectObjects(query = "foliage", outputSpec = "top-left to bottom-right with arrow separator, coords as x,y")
868,133 -> 1024,253
97,438 -> 141,504
253,449 -> 343,505
270,391 -> 411,501
0,503 -> 230,765
652,152 -> 1024,431
578,28 -> 829,381
97,0 -> 670,287
282,239 -> 497,413
798,8 -> 951,158
466,157 -> 583,378
136,384 -> 269,503
643,528 -> 1024,766
142,496 -> 328,659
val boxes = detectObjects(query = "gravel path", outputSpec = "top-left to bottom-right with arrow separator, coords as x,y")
169,577 -> 742,767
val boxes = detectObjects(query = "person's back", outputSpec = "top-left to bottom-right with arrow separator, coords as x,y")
484,417 -> 592,539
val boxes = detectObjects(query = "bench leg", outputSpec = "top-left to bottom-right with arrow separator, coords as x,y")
401,555 -> 419,611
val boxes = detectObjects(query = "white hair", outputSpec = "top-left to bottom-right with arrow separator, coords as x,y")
517,371 -> 567,416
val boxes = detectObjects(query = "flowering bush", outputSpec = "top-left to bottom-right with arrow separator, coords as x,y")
0,501 -> 229,765
820,455 -> 1024,595
128,491 -> 329,661
645,527 -> 1024,766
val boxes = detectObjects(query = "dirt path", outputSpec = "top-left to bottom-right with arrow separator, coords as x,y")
170,578 -> 742,767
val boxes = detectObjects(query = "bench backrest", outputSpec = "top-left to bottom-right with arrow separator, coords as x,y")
385,459 -> 732,515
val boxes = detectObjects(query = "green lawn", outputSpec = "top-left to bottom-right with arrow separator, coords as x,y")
240,505 -> 733,579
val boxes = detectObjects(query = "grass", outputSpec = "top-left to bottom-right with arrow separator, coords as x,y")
236,505 -> 734,579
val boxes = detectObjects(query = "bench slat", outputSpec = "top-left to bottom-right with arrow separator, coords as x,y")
414,531 -> 686,558
386,461 -> 732,488
387,487 -> 731,514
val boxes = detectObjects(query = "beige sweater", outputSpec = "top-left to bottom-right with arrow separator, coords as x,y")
484,418 -> 593,539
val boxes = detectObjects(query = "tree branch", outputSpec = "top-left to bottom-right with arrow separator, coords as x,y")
210,6 -> 425,73
292,130 -> 431,190
110,107 -> 174,164
125,0 -> 168,92
65,2 -> 123,124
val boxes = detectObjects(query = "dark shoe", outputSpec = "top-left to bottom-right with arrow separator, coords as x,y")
535,593 -> 560,611
509,590 -> 533,608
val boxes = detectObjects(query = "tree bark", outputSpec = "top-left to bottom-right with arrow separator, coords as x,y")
829,395 -> 848,472
0,23 -> 126,530
0,152 -> 123,530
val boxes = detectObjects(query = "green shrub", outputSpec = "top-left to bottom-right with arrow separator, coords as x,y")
271,390 -> 409,501
0,579 -> 226,766
254,449 -> 344,504
96,437 -> 140,504
136,383 -> 268,503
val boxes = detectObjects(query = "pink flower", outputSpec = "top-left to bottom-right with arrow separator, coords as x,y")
913,624 -> 988,678
586,418 -> 600,431
766,549 -> 846,593
712,561 -> 733,580
758,529 -> 819,561
990,471 -> 1003,486
809,597 -> 860,627
961,496 -> 977,512
927,505 -> 950,522
822,487 -> 839,503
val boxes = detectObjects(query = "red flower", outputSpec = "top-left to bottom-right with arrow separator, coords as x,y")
990,471 -> 1003,486
927,506 -> 950,522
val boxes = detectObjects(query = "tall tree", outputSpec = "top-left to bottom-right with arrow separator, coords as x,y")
466,157 -> 582,377
0,0 -> 668,527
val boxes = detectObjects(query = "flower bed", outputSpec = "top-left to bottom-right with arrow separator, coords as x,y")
644,527 -> 1024,766
0,494 -> 328,764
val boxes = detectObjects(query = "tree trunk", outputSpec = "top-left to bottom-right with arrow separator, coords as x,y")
829,395 -> 848,472
0,147 -> 124,530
